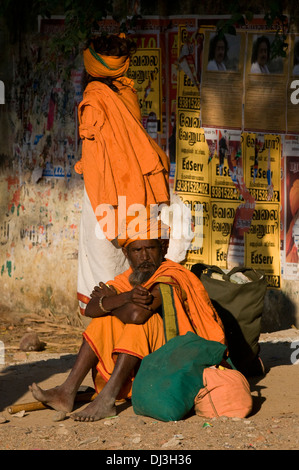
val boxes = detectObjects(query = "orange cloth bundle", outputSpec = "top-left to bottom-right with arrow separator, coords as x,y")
194,366 -> 253,418
74,80 -> 170,240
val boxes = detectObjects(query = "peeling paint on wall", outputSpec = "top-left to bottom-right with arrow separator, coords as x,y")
0,31 -> 84,316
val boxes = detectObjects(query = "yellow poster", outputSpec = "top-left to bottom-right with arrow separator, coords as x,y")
210,129 -> 243,202
210,200 -> 240,268
176,25 -> 201,103
174,112 -> 210,196
182,195 -> 211,268
127,48 -> 162,135
174,25 -> 210,266
243,133 -> 281,204
245,203 -> 281,288
175,26 -> 209,197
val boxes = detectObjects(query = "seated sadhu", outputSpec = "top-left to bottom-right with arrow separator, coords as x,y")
29,219 -> 225,422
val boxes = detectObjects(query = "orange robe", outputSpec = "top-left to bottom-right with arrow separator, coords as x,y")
83,260 -> 225,398
74,78 -> 170,239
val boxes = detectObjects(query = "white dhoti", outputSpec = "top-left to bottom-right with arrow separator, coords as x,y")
77,187 -> 129,314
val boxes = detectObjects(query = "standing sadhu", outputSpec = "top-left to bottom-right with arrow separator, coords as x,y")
74,33 -> 170,315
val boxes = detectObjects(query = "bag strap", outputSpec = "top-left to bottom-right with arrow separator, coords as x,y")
222,266 -> 266,282
192,263 -> 266,283
191,263 -> 224,276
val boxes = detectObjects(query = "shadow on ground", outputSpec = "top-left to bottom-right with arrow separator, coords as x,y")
0,338 -> 298,415
247,339 -> 299,416
0,354 -> 76,412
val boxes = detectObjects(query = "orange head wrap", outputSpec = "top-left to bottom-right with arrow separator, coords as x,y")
117,206 -> 170,248
83,43 -> 130,78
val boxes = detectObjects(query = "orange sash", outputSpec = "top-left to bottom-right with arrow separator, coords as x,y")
109,259 -> 226,345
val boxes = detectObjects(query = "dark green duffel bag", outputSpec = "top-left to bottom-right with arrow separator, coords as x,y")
191,264 -> 268,376
132,332 -> 231,422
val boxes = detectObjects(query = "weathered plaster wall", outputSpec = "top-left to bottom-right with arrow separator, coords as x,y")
0,169 -> 83,319
0,24 -> 85,321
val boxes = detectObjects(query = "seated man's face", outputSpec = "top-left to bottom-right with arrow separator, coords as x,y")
124,239 -> 164,285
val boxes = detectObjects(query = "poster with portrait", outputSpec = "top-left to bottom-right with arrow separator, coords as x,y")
244,33 -> 289,133
201,30 -> 245,129
286,34 -> 299,134
283,136 -> 299,280
280,152 -> 286,277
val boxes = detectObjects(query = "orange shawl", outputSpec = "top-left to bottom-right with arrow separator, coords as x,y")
108,259 -> 226,345
75,79 -> 170,239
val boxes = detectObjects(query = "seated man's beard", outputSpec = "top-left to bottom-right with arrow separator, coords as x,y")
129,262 -> 158,286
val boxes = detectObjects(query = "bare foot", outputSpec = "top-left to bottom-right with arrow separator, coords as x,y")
29,383 -> 75,413
70,394 -> 116,422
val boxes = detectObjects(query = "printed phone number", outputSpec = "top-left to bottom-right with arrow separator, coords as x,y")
211,186 -> 241,201
249,188 -> 280,202
175,179 -> 209,195
177,96 -> 200,110
265,275 -> 280,288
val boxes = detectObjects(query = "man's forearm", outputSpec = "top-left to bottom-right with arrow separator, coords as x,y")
84,291 -> 131,318
84,283 -> 162,323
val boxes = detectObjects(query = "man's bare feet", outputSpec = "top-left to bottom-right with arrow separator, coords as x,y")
70,394 -> 116,422
29,383 -> 75,413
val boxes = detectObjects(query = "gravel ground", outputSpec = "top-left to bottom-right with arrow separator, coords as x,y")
1,313 -> 299,452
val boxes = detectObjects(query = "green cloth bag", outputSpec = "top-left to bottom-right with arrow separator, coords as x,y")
191,264 -> 268,376
132,332 -> 228,422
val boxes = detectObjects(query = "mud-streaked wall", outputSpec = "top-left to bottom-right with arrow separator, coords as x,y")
0,24 -> 85,320
0,172 -> 83,318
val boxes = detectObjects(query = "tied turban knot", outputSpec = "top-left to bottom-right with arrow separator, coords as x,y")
83,43 -> 131,78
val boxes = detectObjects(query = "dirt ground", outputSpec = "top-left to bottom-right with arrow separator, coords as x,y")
1,310 -> 299,452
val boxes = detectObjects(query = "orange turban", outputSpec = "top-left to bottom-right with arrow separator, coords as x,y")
83,44 -> 130,78
117,206 -> 170,248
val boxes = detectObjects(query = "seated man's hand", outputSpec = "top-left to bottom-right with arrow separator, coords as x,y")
90,282 -> 117,299
114,284 -> 162,325
128,285 -> 153,309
